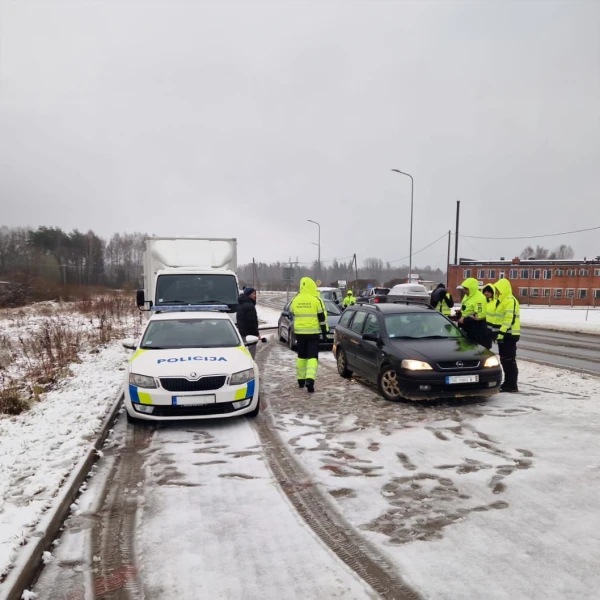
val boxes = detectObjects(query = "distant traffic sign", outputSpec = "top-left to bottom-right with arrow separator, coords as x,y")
367,283 -> 373,289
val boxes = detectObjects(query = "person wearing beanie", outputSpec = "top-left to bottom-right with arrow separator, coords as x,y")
236,287 -> 260,358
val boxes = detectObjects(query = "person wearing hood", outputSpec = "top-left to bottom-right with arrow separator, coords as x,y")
457,277 -> 491,348
290,277 -> 329,393
430,283 -> 454,316
343,290 -> 357,309
494,278 -> 521,392
236,287 -> 260,359
482,283 -> 501,337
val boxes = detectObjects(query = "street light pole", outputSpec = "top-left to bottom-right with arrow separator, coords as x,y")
307,219 -> 321,281
391,169 -> 414,283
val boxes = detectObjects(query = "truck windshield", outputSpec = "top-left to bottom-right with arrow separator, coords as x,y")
155,274 -> 239,307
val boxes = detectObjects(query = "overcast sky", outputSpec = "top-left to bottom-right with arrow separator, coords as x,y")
1,0 -> 599,269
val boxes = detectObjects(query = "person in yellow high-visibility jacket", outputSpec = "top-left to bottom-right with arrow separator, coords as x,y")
290,277 -> 328,393
494,278 -> 521,393
482,283 -> 501,337
343,290 -> 356,308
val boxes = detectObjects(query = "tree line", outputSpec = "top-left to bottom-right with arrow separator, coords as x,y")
0,226 -> 146,290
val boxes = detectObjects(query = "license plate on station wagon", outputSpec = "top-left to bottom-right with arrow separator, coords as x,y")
446,375 -> 479,384
172,395 -> 216,406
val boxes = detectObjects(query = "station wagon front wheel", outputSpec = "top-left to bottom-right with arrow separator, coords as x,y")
378,366 -> 403,402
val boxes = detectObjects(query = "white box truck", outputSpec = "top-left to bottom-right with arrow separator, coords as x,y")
136,237 -> 240,320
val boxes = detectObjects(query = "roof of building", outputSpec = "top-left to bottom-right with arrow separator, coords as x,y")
456,258 -> 600,267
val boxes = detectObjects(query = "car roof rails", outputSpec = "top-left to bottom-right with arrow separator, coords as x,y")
390,300 -> 434,309
151,304 -> 230,314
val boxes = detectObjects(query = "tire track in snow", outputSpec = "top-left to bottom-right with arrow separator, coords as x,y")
254,341 -> 420,600
92,421 -> 153,599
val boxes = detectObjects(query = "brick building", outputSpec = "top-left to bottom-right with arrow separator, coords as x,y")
447,258 -> 600,306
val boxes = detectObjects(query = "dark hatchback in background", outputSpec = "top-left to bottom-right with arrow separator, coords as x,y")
333,303 -> 502,401
278,299 -> 341,350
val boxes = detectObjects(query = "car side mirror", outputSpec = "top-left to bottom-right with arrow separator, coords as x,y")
282,310 -> 289,317
362,333 -> 382,344
245,335 -> 259,346
122,338 -> 137,350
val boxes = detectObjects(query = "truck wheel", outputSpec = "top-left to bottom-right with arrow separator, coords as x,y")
378,366 -> 404,402
337,349 -> 353,379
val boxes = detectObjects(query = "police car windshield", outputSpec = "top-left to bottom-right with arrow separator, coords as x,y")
384,312 -> 462,340
155,274 -> 239,306
141,319 -> 241,349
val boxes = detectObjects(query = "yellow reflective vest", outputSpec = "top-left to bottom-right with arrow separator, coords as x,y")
291,277 -> 328,335
436,293 -> 453,316
460,278 -> 487,320
495,279 -> 521,339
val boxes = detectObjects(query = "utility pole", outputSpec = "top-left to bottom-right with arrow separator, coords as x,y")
446,230 -> 452,286
252,257 -> 256,289
454,200 -> 460,265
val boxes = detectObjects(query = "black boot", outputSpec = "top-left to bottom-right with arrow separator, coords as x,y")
298,379 -> 305,389
306,379 -> 315,394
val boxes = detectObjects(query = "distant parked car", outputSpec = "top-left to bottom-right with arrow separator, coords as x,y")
356,287 -> 390,304
317,287 -> 344,306
278,299 -> 341,350
333,303 -> 501,402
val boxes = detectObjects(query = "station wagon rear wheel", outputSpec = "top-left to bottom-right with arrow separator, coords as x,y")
337,349 -> 353,379
379,366 -> 403,401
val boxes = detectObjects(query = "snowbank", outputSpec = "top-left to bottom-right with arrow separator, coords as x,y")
0,342 -> 130,580
521,306 -> 600,334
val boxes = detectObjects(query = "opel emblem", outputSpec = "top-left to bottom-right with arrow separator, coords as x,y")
190,372 -> 197,378
456,361 -> 463,367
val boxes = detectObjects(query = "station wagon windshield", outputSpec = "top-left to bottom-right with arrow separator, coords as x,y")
384,312 -> 462,340
141,319 -> 241,349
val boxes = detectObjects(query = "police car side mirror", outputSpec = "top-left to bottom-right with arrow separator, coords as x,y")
122,338 -> 137,350
245,335 -> 259,346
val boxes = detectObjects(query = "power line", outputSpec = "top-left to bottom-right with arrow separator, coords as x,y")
388,232 -> 448,264
462,224 -> 600,241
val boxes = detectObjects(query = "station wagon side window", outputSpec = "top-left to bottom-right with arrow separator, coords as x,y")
363,313 -> 381,336
350,310 -> 368,334
338,310 -> 354,328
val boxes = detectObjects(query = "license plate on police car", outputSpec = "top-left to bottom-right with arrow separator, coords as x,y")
446,375 -> 479,384
172,395 -> 216,406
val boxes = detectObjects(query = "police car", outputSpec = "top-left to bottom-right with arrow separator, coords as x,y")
122,306 -> 260,422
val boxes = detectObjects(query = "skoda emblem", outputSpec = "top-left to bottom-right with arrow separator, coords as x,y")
190,372 -> 197,378
456,361 -> 463,367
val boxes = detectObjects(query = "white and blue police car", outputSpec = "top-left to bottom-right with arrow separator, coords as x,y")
122,306 -> 260,422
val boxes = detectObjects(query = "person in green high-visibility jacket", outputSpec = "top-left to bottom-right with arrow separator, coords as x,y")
430,283 -> 453,316
482,283 -> 501,337
342,290 -> 357,308
290,277 -> 329,393
457,277 -> 491,348
493,278 -> 521,393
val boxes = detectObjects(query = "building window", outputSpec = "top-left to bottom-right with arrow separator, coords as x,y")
510,269 -> 518,279
594,269 -> 600,277
578,289 -> 588,300
499,271 -> 505,279
521,270 -> 529,280
542,288 -> 551,298
543,270 -> 552,280
594,289 -> 600,299
463,269 -> 471,279
518,288 -> 528,296
555,269 -> 564,277
580,270 -> 589,276
477,269 -> 485,279
531,288 -> 540,297
489,269 -> 496,279
566,289 -> 575,299
532,270 -> 541,280
554,289 -> 563,298
566,269 -> 576,277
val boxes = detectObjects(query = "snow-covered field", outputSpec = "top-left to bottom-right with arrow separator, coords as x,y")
521,306 -> 600,334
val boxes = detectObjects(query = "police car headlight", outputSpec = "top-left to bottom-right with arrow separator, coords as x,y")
484,356 -> 500,368
129,373 -> 158,388
401,359 -> 433,371
230,369 -> 254,386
